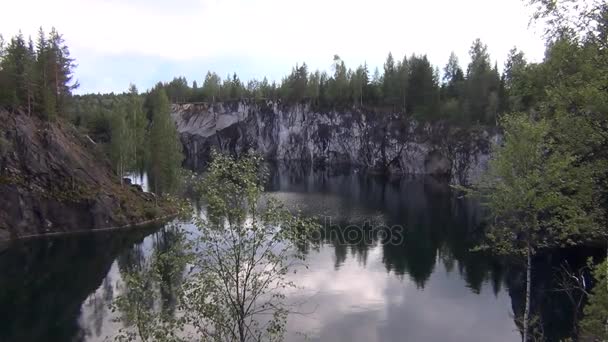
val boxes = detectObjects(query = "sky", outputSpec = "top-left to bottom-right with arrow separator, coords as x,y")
2,0 -> 548,94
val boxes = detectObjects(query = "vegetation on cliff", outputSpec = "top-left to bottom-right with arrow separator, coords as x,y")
0,28 -> 184,237
0,1 -> 606,339
470,0 -> 608,340
0,108 -> 176,239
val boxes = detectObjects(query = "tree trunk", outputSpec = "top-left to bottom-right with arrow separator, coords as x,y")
55,65 -> 59,111
27,89 -> 31,116
523,245 -> 532,342
239,319 -> 245,342
119,158 -> 123,185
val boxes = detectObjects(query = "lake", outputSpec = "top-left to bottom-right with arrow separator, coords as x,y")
0,165 -> 593,342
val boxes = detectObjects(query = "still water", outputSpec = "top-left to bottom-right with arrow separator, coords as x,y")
0,166 -> 589,342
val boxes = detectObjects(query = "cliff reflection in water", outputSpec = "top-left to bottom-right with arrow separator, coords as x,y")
262,163 -> 514,341
267,162 -> 500,292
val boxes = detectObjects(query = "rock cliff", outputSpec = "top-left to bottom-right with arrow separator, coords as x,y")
172,101 -> 499,185
0,110 -> 172,240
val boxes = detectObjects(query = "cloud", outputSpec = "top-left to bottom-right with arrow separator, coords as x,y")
2,0 -> 547,93
283,244 -> 519,342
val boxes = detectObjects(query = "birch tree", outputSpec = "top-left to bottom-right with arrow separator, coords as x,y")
473,114 -> 601,341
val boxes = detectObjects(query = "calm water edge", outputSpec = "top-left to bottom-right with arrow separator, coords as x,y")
0,165 -> 594,342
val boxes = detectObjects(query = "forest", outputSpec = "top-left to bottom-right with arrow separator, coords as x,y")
0,29 -> 183,195
0,0 -> 607,340
70,40 -> 516,126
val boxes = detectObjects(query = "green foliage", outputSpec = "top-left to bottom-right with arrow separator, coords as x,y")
182,152 -> 319,342
580,258 -> 608,340
407,55 -> 440,120
148,87 -> 184,195
125,84 -> 148,171
108,103 -> 129,179
441,52 -> 465,120
112,227 -> 192,342
113,153 -> 319,342
471,4 -> 608,338
475,114 -> 601,256
280,62 -> 309,102
463,39 -> 501,124
200,71 -> 222,102
69,85 -> 181,194
71,84 -> 149,181
164,76 -> 190,103
146,44 -> 504,125
0,27 -> 77,118
472,113 -> 603,341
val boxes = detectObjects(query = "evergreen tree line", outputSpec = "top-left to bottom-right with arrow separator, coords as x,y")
0,28 -> 78,119
156,38 -> 521,125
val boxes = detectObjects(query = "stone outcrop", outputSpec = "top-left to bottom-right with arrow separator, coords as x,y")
172,101 -> 499,185
0,110 -> 172,240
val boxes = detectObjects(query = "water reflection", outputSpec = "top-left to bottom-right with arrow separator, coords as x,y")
0,164 -> 597,341
267,163 -> 497,292
0,227 -> 155,342
264,163 -> 518,341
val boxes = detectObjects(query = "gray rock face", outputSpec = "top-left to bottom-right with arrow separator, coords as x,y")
0,110 -> 166,239
172,101 -> 499,185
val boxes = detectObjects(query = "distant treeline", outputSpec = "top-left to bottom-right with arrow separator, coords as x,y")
0,28 -> 538,128
144,39 -> 536,125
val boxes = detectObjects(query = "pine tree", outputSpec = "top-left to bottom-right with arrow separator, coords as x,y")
260,77 -> 274,100
350,64 -> 368,107
503,47 -> 528,112
464,39 -> 500,124
0,34 -> 9,106
441,52 -> 465,122
2,32 -> 28,108
148,87 -> 183,195
125,84 -> 147,171
24,37 -> 37,116
229,73 -> 243,100
330,55 -> 348,104
442,52 -> 464,99
366,67 -> 383,105
306,70 -> 320,103
109,103 -> 129,182
407,55 -> 440,119
47,27 -> 78,116
396,56 -> 409,111
35,28 -> 56,120
202,72 -> 221,102
382,52 -> 397,106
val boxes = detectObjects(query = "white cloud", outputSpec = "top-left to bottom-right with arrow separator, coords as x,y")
2,0 -> 547,92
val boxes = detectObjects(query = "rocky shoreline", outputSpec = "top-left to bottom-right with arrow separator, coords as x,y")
0,110 -> 174,239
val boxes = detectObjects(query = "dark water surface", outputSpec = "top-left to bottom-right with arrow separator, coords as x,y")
0,167 -> 594,342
